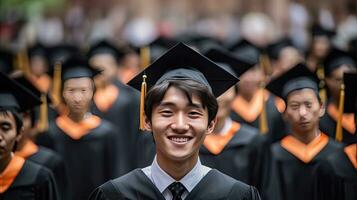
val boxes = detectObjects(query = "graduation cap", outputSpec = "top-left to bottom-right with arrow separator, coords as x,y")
267,38 -> 294,60
0,71 -> 41,112
228,39 -> 261,66
203,46 -> 255,77
310,24 -> 335,38
87,40 -> 125,63
266,63 -> 319,101
148,36 -> 179,61
0,48 -> 14,74
47,44 -> 79,67
61,55 -> 101,82
28,42 -> 48,59
324,48 -> 356,77
176,32 -> 221,50
128,42 -> 239,130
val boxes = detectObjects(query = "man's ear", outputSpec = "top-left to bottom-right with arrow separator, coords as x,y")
206,117 -> 217,134
16,126 -> 24,143
144,115 -> 152,131
319,102 -> 326,117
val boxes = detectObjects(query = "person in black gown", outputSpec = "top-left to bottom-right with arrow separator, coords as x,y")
89,43 -> 261,200
0,72 -> 59,200
262,63 -> 342,200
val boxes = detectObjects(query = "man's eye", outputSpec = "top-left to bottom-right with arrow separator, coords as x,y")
188,111 -> 202,117
1,124 -> 11,131
160,110 -> 173,116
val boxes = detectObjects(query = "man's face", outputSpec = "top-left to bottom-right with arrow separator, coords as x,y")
62,77 -> 94,114
284,89 -> 324,134
90,54 -> 118,83
0,112 -> 21,159
216,87 -> 236,122
145,86 -> 215,162
238,65 -> 264,95
326,65 -> 356,101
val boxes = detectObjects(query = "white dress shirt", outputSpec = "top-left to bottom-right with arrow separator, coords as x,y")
142,156 -> 211,200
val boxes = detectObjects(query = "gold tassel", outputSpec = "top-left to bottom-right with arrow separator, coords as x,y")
316,64 -> 327,104
37,94 -> 49,132
139,74 -> 147,131
259,84 -> 268,134
259,54 -> 273,76
140,46 -> 150,69
21,49 -> 31,76
52,62 -> 62,106
335,83 -> 345,142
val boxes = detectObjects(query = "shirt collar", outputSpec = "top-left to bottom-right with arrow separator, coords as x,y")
150,156 -> 205,193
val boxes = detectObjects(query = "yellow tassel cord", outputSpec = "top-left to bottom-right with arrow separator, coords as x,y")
259,54 -> 272,135
316,64 -> 327,105
140,46 -> 150,69
335,83 -> 345,142
37,94 -> 49,132
51,62 -> 62,107
139,74 -> 147,131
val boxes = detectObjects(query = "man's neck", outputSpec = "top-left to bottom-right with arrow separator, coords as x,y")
68,111 -> 88,123
0,153 -> 13,174
156,153 -> 198,181
291,128 -> 320,144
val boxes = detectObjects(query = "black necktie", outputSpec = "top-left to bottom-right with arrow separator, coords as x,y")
168,182 -> 186,200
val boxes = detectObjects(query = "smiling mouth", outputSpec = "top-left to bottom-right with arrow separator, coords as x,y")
167,136 -> 192,144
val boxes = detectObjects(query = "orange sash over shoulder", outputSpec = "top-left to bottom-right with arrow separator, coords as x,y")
203,121 -> 241,155
231,89 -> 269,122
327,104 -> 356,134
344,144 -> 357,170
281,133 -> 329,163
56,115 -> 101,140
15,140 -> 39,159
94,84 -> 119,112
0,155 -> 25,193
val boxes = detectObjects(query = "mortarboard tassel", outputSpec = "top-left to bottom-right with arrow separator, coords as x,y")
52,62 -> 62,107
316,64 -> 327,105
37,94 -> 49,132
335,83 -> 345,142
139,74 -> 147,131
21,49 -> 31,77
140,46 -> 150,69
259,54 -> 271,135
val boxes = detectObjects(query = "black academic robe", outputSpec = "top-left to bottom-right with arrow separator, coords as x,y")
319,112 -> 357,145
89,169 -> 261,200
262,139 -> 342,200
135,131 -> 156,168
91,79 -> 140,175
314,145 -> 357,200
37,119 -> 120,200
0,160 -> 59,200
27,146 -> 69,200
230,95 -> 287,144
200,123 -> 268,190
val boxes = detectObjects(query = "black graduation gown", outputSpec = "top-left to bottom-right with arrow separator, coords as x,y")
230,95 -> 287,144
314,145 -> 357,200
262,138 -> 342,200
319,111 -> 357,145
0,160 -> 59,200
37,119 -> 120,200
91,79 -> 140,174
88,169 -> 261,200
27,146 -> 69,200
135,131 -> 156,168
200,123 -> 268,190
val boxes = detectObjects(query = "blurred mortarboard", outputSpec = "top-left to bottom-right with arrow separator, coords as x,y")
228,39 -> 261,65
266,63 -> 319,100
87,40 -> 125,63
202,45 -> 255,77
148,36 -> 179,61
310,24 -> 335,38
267,38 -> 294,60
324,48 -> 356,77
0,71 -> 41,111
61,55 -> 101,82
28,42 -> 48,59
48,44 -> 79,66
128,42 -> 239,98
176,32 -> 221,50
344,72 -> 357,113
0,48 -> 14,74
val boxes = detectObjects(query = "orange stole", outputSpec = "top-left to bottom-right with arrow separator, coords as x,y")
56,115 -> 101,140
281,133 -> 329,163
203,122 -> 241,155
327,104 -> 356,134
15,140 -> 39,158
29,74 -> 51,93
274,96 -> 286,113
94,84 -> 119,112
231,89 -> 269,122
344,144 -> 357,170
0,155 -> 25,193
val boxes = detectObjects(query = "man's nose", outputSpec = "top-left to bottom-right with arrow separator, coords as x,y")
171,113 -> 189,133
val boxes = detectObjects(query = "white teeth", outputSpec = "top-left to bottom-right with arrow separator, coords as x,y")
170,137 -> 189,143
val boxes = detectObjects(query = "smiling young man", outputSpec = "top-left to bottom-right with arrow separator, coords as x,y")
262,63 -> 342,200
89,43 -> 261,200
0,72 -> 58,200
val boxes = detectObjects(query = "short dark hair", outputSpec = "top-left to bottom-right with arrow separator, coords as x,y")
0,108 -> 23,134
144,79 -> 218,125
